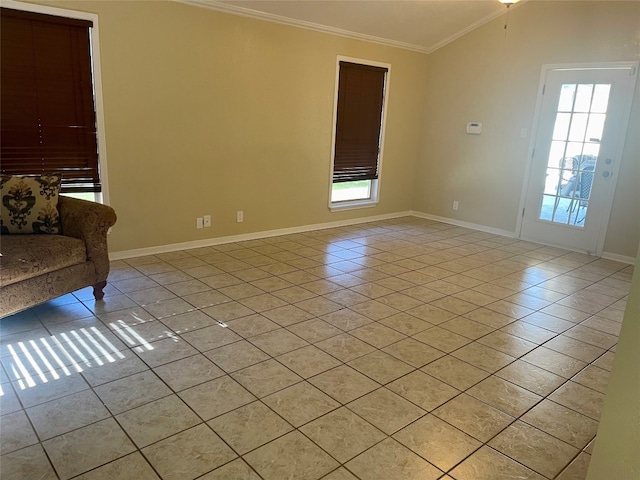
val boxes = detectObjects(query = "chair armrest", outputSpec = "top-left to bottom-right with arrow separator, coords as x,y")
58,196 -> 117,282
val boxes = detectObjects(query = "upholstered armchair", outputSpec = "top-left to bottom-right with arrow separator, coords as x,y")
0,196 -> 117,318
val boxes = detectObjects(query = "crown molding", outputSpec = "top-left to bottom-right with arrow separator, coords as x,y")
177,0 -> 432,54
177,0 -> 530,55
427,4 -> 522,53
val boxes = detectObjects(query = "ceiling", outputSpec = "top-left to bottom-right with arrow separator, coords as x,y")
181,0 -> 525,54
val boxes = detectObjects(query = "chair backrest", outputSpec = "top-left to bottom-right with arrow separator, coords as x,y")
570,154 -> 597,171
578,166 -> 594,200
562,154 -> 596,178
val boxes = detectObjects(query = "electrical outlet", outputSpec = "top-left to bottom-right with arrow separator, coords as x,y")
453,201 -> 459,211
236,211 -> 244,223
203,215 -> 211,228
196,217 -> 203,229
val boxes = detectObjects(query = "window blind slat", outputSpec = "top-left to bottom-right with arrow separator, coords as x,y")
0,7 -> 100,193
333,62 -> 387,183
0,7 -> 92,28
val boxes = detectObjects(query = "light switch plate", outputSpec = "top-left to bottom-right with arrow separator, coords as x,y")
466,122 -> 482,134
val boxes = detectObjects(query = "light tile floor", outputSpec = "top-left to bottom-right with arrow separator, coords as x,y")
0,217 -> 631,480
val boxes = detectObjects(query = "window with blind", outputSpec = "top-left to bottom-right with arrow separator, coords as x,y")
1,7 -> 101,193
330,60 -> 389,207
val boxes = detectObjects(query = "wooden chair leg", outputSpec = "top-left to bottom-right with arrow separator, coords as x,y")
93,281 -> 107,300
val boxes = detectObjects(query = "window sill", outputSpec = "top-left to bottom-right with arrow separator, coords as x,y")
330,199 -> 378,212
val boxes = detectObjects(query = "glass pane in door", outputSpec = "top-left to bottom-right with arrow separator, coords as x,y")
538,83 -> 610,227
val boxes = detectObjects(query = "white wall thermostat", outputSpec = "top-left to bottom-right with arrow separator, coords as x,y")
466,122 -> 482,135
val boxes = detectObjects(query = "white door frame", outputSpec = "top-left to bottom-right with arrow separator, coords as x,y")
516,61 -> 638,256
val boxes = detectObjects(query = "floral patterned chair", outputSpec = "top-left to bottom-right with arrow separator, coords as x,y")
0,196 -> 117,318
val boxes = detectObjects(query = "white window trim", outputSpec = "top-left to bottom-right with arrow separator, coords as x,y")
3,0 -> 110,205
328,55 -> 391,212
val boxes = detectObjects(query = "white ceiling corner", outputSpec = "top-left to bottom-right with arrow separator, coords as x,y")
179,0 -> 527,54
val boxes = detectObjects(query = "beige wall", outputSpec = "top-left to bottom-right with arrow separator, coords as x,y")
27,0 -> 429,252
413,1 -> 640,257
19,1 -> 640,258
586,246 -> 640,479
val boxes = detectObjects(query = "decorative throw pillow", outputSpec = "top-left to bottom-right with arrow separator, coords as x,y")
0,173 -> 62,234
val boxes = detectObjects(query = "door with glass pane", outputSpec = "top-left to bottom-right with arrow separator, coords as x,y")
520,64 -> 637,254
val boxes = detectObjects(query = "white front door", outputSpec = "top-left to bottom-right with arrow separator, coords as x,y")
520,63 -> 638,255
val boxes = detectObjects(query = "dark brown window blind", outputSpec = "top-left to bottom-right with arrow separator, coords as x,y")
1,7 -> 101,193
333,61 -> 387,183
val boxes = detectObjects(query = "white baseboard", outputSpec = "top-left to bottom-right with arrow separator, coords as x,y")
601,251 -> 637,265
110,209 -> 637,266
409,211 -> 516,238
414,212 -> 636,264
110,211 -> 413,260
